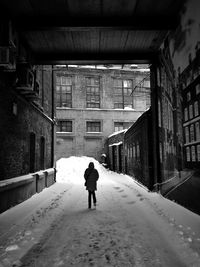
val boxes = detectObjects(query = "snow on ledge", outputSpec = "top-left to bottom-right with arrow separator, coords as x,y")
109,141 -> 123,147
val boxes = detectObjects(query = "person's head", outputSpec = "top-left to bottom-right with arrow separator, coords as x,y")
88,162 -> 94,169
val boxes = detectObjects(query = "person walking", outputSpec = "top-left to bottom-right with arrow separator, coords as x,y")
84,162 -> 99,209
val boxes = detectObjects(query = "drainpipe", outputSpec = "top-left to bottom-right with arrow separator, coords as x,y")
51,65 -> 55,168
150,63 -> 161,191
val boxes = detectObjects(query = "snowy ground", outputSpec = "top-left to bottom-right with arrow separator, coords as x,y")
0,156 -> 200,267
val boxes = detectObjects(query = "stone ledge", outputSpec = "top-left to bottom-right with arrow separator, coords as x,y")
0,169 -> 56,214
0,174 -> 35,192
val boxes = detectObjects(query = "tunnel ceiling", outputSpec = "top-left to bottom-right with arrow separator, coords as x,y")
0,0 -> 184,64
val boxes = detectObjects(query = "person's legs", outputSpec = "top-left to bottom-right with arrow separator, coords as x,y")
88,190 -> 92,209
92,191 -> 96,206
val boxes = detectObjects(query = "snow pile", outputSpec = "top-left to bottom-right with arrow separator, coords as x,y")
56,156 -> 108,184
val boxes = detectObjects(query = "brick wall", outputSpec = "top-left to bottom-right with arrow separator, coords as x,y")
0,68 -> 54,181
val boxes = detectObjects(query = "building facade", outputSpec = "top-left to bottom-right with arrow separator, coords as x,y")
0,64 -> 55,181
181,47 -> 200,167
55,66 -> 151,162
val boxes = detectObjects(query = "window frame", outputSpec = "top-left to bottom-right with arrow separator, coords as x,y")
113,78 -> 133,109
114,122 -> 124,132
114,121 -> 133,132
56,75 -> 73,108
85,76 -> 100,108
56,120 -> 73,133
86,120 -> 101,133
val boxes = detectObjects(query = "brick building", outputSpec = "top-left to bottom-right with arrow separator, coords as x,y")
55,66 -> 151,161
0,64 -> 55,181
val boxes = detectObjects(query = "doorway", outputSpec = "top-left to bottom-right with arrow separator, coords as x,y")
29,132 -> 36,173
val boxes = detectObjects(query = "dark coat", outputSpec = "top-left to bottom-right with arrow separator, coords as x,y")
84,164 -> 99,191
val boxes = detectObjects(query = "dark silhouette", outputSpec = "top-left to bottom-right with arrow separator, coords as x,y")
84,162 -> 99,209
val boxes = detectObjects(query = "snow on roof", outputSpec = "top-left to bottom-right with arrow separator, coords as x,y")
64,64 -> 150,72
108,129 -> 127,138
109,141 -> 123,147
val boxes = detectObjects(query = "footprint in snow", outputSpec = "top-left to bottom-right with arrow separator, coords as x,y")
127,201 -> 136,205
114,187 -> 120,190
98,232 -> 104,236
105,254 -> 111,263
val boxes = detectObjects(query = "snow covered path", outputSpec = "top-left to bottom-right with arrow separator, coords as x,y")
1,157 -> 200,267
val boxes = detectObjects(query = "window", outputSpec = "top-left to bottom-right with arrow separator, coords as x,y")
186,147 -> 191,162
194,101 -> 199,117
114,122 -> 124,132
86,77 -> 100,108
196,122 -> 200,140
133,144 -> 136,159
137,142 -> 140,158
185,127 -> 189,143
127,144 -> 130,158
184,107 -> 188,121
57,120 -> 72,132
160,143 -> 163,163
187,92 -> 191,101
56,76 -> 72,107
86,121 -> 101,132
189,104 -> 193,119
114,122 -> 133,132
197,145 -> 200,161
196,84 -> 200,95
130,144 -> 133,160
191,146 -> 196,162
113,79 -> 133,109
190,124 -> 194,142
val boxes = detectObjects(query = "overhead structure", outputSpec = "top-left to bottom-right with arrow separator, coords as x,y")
0,0 -> 184,64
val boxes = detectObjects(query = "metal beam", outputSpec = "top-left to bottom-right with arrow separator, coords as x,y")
32,52 -> 158,65
13,16 -> 178,32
